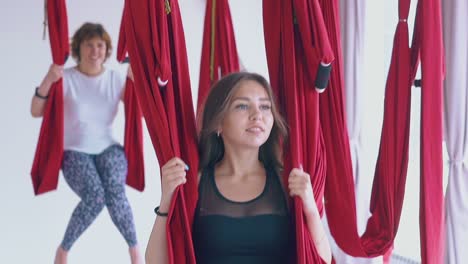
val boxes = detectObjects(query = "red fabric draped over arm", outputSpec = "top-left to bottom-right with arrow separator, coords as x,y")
197,0 -> 239,113
31,0 -> 68,195
122,0 -> 198,263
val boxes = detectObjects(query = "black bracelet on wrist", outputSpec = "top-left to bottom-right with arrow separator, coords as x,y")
154,206 -> 169,217
35,87 -> 49,99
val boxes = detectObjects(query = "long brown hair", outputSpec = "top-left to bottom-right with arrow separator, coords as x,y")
198,72 -> 288,176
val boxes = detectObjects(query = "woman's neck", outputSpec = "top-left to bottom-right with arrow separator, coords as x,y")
216,147 -> 264,179
77,63 -> 104,76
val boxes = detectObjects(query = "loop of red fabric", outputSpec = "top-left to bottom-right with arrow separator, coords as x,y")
323,0 -> 444,261
321,0 -> 414,257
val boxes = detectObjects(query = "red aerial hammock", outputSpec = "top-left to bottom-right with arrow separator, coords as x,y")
197,0 -> 239,113
120,0 -> 444,263
30,0 -> 67,195
263,0 -> 425,261
263,0 -> 334,262
116,5 -> 145,190
31,0 -> 145,194
319,0 -> 412,255
317,0 -> 444,262
121,0 -> 199,263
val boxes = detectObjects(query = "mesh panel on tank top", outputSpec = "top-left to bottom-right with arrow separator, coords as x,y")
193,166 -> 293,264
196,166 -> 288,218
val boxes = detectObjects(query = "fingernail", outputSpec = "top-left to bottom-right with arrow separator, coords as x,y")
185,164 -> 190,171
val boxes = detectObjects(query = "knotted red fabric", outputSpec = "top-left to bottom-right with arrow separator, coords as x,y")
31,0 -> 145,194
197,0 -> 239,113
121,0 -> 199,263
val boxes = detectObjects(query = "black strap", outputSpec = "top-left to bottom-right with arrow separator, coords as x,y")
315,62 -> 332,92
154,206 -> 169,217
35,87 -> 49,99
414,79 -> 421,88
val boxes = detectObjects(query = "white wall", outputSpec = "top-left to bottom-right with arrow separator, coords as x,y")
0,0 -> 442,263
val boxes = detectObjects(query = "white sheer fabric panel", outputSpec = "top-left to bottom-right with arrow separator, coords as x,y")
442,0 -> 468,263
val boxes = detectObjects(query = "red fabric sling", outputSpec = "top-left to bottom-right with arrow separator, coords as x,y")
117,9 -> 146,191
321,0 -> 413,257
197,0 -> 239,113
263,0 -> 442,262
121,0 -> 199,263
117,0 -> 444,262
320,0 -> 444,261
122,79 -> 145,191
263,0 -> 334,262
31,0 -> 67,195
31,0 -> 145,194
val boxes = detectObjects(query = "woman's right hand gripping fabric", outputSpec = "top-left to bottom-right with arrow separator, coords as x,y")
159,157 -> 189,212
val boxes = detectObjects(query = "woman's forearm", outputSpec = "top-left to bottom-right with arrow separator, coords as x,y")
147,158 -> 189,263
304,209 -> 332,264
30,79 -> 53,118
145,206 -> 170,264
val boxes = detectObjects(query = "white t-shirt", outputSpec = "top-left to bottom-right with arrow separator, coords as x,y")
63,67 -> 125,154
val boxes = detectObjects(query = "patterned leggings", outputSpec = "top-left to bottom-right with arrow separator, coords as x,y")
60,144 -> 137,250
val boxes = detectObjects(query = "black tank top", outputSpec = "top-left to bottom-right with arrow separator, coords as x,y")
193,166 -> 294,264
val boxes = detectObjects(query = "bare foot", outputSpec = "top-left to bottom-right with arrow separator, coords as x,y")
54,246 -> 68,264
129,245 -> 143,264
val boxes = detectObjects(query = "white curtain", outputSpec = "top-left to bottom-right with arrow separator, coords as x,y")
324,0 -> 382,263
442,0 -> 468,263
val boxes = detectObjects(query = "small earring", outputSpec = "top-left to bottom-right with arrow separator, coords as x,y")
217,131 -> 221,137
